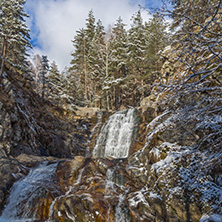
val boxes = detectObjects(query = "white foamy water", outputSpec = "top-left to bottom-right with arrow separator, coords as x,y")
0,162 -> 57,221
93,108 -> 136,159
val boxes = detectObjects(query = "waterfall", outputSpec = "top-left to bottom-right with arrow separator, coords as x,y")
104,166 -> 131,222
115,193 -> 130,222
0,162 -> 58,221
48,167 -> 85,220
93,108 -> 136,159
105,168 -> 115,194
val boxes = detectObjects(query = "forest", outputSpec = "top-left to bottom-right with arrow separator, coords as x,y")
0,0 -> 221,112
0,0 -> 222,221
29,9 -> 169,110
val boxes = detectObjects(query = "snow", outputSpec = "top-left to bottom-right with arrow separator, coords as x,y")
149,191 -> 162,200
200,214 -> 222,222
149,147 -> 160,159
151,142 -> 185,173
129,188 -> 149,208
146,110 -> 172,144
151,151 -> 177,172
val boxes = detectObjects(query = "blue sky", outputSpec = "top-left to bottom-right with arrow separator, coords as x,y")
25,0 -> 163,70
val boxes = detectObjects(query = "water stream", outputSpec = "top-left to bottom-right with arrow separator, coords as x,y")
104,166 -> 131,222
0,108 -> 136,221
93,108 -> 136,159
93,108 -> 135,221
0,162 -> 58,221
47,166 -> 85,220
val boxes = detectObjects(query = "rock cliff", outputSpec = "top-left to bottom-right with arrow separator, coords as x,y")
0,71 -> 92,211
0,71 -> 221,222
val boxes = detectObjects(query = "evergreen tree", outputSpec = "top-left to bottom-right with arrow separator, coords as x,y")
39,55 -> 49,99
65,69 -> 82,106
128,10 -> 146,76
110,17 -> 127,77
70,10 -> 96,106
88,19 -> 105,107
145,12 -> 169,79
47,61 -> 61,99
109,17 -> 128,109
0,0 -> 31,79
169,0 -> 222,82
48,61 -> 60,86
70,28 -> 86,104
85,9 -> 96,46
127,10 -> 147,105
84,9 -> 96,105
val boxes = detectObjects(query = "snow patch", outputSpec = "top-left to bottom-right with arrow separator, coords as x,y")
129,188 -> 149,208
200,214 -> 222,222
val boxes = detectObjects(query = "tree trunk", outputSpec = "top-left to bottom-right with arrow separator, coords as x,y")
42,73 -> 45,99
83,39 -> 88,105
0,38 -> 7,81
106,91 -> 110,110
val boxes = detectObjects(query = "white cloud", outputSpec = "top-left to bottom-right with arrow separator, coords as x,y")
25,0 -> 153,70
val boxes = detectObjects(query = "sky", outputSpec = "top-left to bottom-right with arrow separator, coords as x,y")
25,0 -> 163,71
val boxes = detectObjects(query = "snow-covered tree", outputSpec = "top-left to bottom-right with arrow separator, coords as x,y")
0,0 -> 31,79
168,0 -> 222,84
70,10 -> 96,106
39,55 -> 49,99
145,12 -> 169,79
47,61 -> 61,97
85,9 -> 96,47
70,28 -> 86,104
109,17 -> 128,109
88,19 -> 106,107
127,10 -> 147,105
127,10 -> 146,77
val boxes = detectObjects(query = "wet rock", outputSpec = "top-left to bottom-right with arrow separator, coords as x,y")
16,153 -> 58,168
75,107 -> 100,119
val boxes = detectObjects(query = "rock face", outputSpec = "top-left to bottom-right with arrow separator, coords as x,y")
0,72 -> 91,212
0,71 -> 221,221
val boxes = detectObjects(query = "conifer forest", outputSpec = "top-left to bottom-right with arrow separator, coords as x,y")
0,0 -> 221,221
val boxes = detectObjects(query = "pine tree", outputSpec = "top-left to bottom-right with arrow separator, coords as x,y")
109,17 -> 128,109
70,10 -> 96,106
127,10 -> 147,106
111,17 -> 127,75
70,28 -> 86,104
84,9 -> 96,106
88,19 -> 105,107
128,10 -> 146,76
47,61 -> 61,99
39,55 -> 49,99
85,10 -> 96,46
61,67 -> 79,105
0,0 -> 31,79
145,12 -> 169,80
169,0 -> 222,83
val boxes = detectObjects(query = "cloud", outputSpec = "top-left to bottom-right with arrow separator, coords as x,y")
25,0 -> 155,70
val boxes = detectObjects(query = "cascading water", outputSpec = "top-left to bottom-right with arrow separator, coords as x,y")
48,166 -> 85,220
104,165 -> 131,222
0,108 -> 136,221
93,108 -> 136,221
115,193 -> 130,222
93,108 -> 136,159
0,162 -> 58,221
